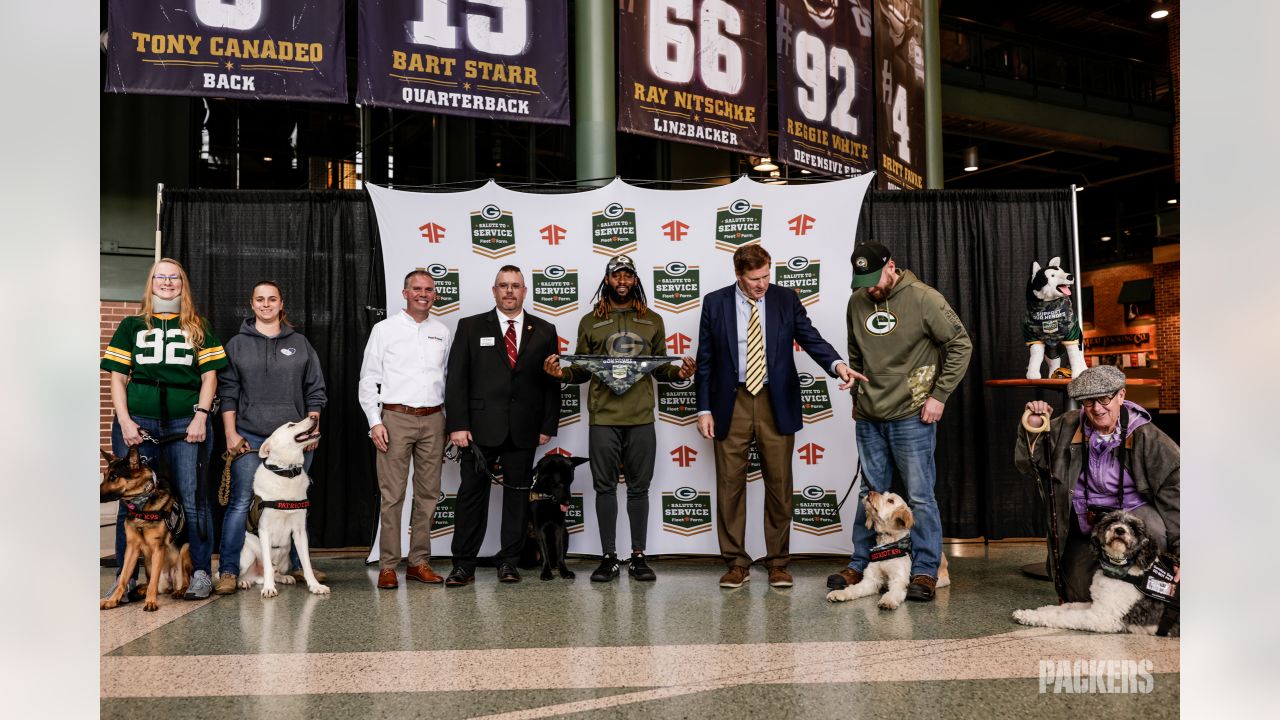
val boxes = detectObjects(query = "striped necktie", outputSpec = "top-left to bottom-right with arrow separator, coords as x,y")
745,298 -> 764,395
504,320 -> 518,368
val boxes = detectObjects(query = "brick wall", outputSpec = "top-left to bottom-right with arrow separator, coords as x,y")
1082,263 -> 1157,351
1154,262 -> 1180,411
100,301 -> 141,467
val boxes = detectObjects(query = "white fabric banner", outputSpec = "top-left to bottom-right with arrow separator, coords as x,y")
365,174 -> 875,562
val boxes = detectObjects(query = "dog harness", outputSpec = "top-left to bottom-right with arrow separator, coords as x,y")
256,499 -> 310,510
868,536 -> 911,562
1099,552 -> 1179,606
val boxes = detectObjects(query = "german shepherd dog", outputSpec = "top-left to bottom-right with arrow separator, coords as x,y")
99,447 -> 193,611
529,453 -> 588,581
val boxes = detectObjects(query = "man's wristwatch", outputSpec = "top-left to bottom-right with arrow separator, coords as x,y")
192,405 -> 210,415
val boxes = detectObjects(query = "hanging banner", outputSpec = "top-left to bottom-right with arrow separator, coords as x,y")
357,0 -> 570,125
873,0 -> 926,189
365,172 -> 876,561
776,0 -> 876,176
618,0 -> 768,155
104,0 -> 347,103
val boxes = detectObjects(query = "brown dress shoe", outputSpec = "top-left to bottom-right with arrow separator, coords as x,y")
718,565 -> 750,588
377,568 -> 399,589
906,574 -> 937,601
827,567 -> 863,590
406,564 -> 444,584
768,567 -> 794,588
289,568 -> 327,583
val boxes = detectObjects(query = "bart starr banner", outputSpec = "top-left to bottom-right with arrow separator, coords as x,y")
618,0 -> 768,155
357,0 -> 570,124
105,0 -> 347,102
776,0 -> 876,176
873,0 -> 926,189
365,172 -> 876,561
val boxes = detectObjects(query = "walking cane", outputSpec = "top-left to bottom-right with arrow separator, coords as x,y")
1022,410 -> 1068,604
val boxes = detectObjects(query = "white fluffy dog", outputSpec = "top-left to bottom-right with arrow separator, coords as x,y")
237,417 -> 329,598
1024,256 -> 1087,379
826,491 -> 950,609
1013,511 -> 1178,636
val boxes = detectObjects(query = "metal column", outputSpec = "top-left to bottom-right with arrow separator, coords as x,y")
574,0 -> 616,186
923,0 -> 944,189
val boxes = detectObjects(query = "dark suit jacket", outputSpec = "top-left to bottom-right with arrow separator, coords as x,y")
696,283 -> 843,441
445,309 -> 560,448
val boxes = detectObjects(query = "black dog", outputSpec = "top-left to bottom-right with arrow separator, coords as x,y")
529,453 -> 588,581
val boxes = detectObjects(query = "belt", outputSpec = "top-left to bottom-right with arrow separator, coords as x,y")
382,403 -> 443,416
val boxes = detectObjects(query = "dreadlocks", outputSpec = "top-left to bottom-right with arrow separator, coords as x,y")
591,271 -> 650,319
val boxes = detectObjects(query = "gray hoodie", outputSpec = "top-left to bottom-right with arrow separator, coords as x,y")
218,318 -> 327,437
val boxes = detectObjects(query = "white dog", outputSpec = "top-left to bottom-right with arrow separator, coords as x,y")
1013,511 -> 1178,636
1024,256 -> 1087,379
237,417 -> 329,598
826,491 -> 950,609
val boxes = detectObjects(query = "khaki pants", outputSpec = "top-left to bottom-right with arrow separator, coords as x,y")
376,410 -> 445,569
713,386 -> 795,569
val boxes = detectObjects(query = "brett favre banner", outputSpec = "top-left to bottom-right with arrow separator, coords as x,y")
776,0 -> 876,176
872,0 -> 926,189
105,0 -> 347,102
618,0 -> 768,155
365,172 -> 875,560
357,0 -> 570,124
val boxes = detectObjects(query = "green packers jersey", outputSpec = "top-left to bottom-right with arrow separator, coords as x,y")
101,314 -> 228,419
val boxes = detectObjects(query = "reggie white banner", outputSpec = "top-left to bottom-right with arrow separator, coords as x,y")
365,173 -> 875,560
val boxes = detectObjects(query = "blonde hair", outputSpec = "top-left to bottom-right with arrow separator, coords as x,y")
138,257 -> 206,350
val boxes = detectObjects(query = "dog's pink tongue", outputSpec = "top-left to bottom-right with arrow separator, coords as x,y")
1058,285 -> 1072,296
560,503 -> 569,513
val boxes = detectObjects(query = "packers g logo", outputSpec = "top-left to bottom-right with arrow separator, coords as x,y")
665,261 -> 689,276
603,202 -> 625,220
801,485 -> 826,501
426,263 -> 448,279
786,256 -> 810,272
855,256 -> 868,270
542,264 -> 567,280
670,378 -> 694,391
480,204 -> 502,221
673,486 -> 698,502
797,372 -> 816,388
607,331 -> 645,357
865,310 -> 898,335
729,198 -> 752,215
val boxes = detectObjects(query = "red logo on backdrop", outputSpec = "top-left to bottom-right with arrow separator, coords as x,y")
797,442 -> 825,465
666,332 -> 691,355
662,220 -> 690,242
540,224 -> 566,245
419,222 -> 447,244
669,445 -> 698,467
788,214 -> 815,236
557,336 -> 570,353
544,447 -> 571,458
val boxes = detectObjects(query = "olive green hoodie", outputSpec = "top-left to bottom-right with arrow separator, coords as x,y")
846,269 -> 972,421
560,306 -> 683,426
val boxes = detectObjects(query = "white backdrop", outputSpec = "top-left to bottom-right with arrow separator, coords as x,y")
365,174 -> 875,561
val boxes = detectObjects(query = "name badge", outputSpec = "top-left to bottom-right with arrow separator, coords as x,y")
480,337 -> 496,347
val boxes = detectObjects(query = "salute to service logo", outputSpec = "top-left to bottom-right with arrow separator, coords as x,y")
470,204 -> 516,258
792,485 -> 843,536
715,198 -> 763,252
592,202 -> 638,256
657,378 -> 699,425
798,372 -> 833,423
559,383 -> 581,427
662,486 -> 713,536
652,262 -> 701,313
431,494 -> 457,538
565,493 -> 585,534
532,265 -> 579,316
424,264 -> 460,315
774,256 -> 822,306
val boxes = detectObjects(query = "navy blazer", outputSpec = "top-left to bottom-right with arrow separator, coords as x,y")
695,283 -> 843,440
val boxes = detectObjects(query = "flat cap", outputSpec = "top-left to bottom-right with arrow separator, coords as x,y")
1067,365 -> 1126,401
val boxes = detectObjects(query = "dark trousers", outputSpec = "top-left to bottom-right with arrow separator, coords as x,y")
450,437 -> 533,572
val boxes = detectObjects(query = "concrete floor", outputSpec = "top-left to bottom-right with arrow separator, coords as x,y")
99,542 -> 1178,719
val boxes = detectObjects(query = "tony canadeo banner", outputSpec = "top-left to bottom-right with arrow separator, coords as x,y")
872,0 -> 926,189
618,0 -> 768,155
105,0 -> 347,103
357,0 -> 570,124
364,172 -> 876,560
776,0 -> 875,176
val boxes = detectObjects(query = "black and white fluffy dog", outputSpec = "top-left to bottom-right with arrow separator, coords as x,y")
1024,256 -> 1087,379
1013,511 -> 1179,636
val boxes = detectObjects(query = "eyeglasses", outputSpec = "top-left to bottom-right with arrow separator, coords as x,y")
152,274 -> 181,283
495,283 -> 525,291
1080,393 -> 1117,408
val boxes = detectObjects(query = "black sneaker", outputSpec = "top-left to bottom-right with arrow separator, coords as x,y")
590,554 -> 621,582
628,553 -> 656,582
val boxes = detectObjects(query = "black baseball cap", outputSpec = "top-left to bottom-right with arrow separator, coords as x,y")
850,243 -> 892,288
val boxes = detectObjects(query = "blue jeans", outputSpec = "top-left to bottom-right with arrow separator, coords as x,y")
112,415 -> 213,578
847,416 -> 942,577
218,428 -> 314,575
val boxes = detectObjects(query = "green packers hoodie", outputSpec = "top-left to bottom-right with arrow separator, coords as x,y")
560,306 -> 683,426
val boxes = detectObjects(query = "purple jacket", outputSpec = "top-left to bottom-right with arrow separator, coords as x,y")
1071,400 -> 1150,532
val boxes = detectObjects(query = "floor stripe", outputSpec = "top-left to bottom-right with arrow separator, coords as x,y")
100,594 -> 218,655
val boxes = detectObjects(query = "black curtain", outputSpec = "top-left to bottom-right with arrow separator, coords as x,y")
856,189 -> 1076,540
163,190 -> 384,548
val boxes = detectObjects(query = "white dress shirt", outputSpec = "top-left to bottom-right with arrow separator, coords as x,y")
498,310 -> 525,354
358,311 -> 452,428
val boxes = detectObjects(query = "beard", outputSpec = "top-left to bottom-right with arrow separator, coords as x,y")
604,284 -> 632,305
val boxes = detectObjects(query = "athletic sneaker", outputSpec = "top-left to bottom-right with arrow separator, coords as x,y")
590,553 -> 621,582
184,570 -> 213,600
628,553 -> 657,581
101,576 -> 137,604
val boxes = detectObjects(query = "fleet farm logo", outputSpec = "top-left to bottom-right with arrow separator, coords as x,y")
661,219 -> 690,242
798,372 -> 833,423
424,264 -> 460,315
469,204 -> 516,258
559,383 -> 581,427
669,445 -> 698,468
540,223 -> 566,245
419,221 -> 446,244
662,485 -> 713,536
714,198 -> 763,252
532,265 -> 578,316
652,262 -> 700,313
430,494 -> 456,538
592,202 -> 638,256
774,256 -> 821,306
792,485 -> 843,536
788,213 -> 816,236
666,332 -> 692,356
657,378 -> 699,426
797,442 -> 826,465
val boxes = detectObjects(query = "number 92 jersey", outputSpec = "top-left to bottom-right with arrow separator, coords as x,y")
101,313 -> 227,420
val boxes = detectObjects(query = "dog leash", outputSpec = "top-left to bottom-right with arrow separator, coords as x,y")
219,438 -> 255,506
444,443 -> 540,491
834,458 -> 864,512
